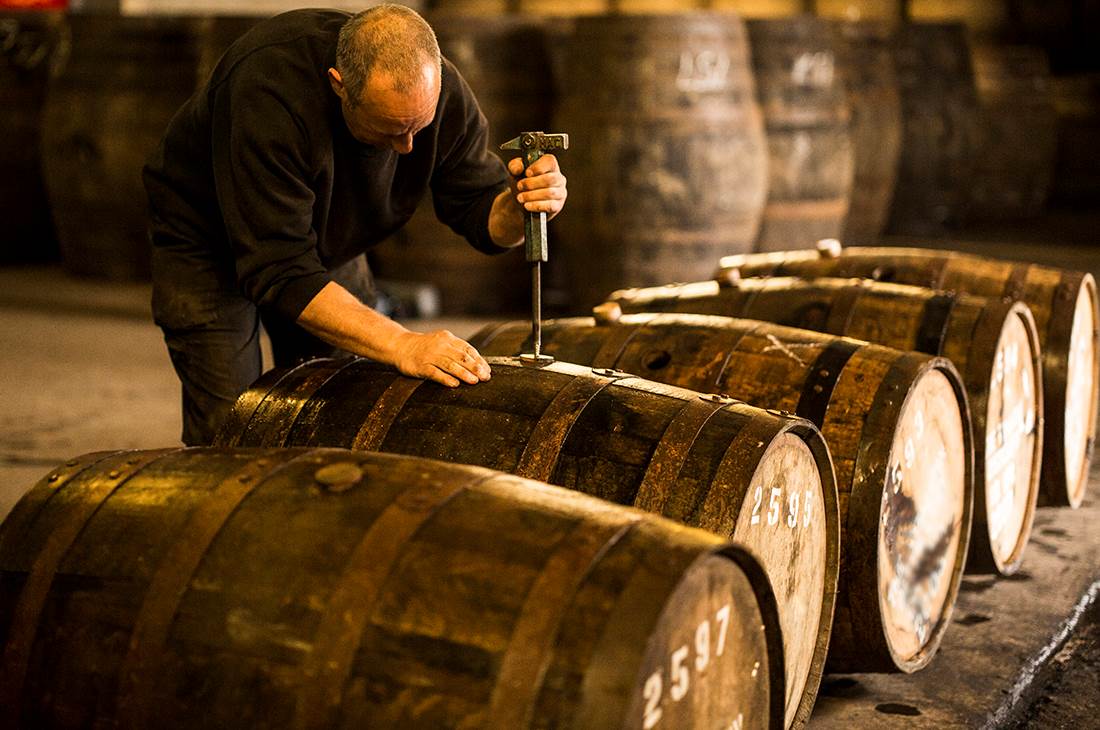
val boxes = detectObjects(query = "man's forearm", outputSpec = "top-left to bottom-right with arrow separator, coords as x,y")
296,281 -> 491,387
487,188 -> 525,248
297,281 -> 409,362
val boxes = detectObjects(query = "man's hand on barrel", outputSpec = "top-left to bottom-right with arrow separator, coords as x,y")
508,154 -> 567,218
390,329 -> 492,388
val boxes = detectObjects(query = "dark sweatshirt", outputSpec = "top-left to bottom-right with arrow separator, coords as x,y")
143,9 -> 510,323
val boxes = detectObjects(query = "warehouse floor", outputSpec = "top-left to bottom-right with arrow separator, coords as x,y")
0,216 -> 1097,727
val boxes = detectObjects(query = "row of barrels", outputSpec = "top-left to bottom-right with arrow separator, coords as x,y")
2,245 -> 1094,726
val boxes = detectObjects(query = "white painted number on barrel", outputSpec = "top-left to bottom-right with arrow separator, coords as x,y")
676,49 -> 731,93
695,619 -> 711,671
640,604 -> 735,727
791,51 -> 835,87
767,487 -> 782,526
751,486 -> 815,529
643,672 -> 663,729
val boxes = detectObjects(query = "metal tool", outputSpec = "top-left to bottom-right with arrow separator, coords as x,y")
500,131 -> 569,363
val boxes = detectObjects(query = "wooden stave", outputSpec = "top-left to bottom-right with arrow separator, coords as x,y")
216,356 -> 835,728
0,447 -> 784,729
471,312 -> 974,674
609,276 -> 1040,576
830,19 -> 902,243
887,22 -> 980,235
41,15 -> 203,281
746,16 -> 855,252
717,246 -> 1099,509
552,13 -> 769,309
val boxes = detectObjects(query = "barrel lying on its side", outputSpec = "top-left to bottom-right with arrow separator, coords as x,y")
0,448 -> 784,729
609,276 -> 1040,576
719,244 -> 1098,509
217,357 -> 837,729
473,313 -> 973,675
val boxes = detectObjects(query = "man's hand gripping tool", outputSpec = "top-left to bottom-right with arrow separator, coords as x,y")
500,131 -> 568,363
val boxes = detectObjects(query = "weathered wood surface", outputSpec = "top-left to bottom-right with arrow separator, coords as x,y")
41,15 -> 202,280
719,245 -> 1099,509
472,313 -> 973,677
217,357 -> 837,729
832,19 -> 902,243
610,276 -> 1040,576
553,14 -> 769,308
747,17 -> 854,252
0,448 -> 784,729
888,22 -> 979,235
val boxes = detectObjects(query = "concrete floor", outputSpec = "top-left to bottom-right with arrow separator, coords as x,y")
0,218 -> 1097,726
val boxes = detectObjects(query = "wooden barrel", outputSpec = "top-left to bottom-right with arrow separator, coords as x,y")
41,15 -> 201,280
609,276 -> 1041,576
0,447 -> 785,728
888,22 -> 980,235
746,17 -> 854,252
710,0 -> 807,16
471,311 -> 973,674
0,11 -> 62,263
216,357 -> 838,728
553,14 -> 769,309
968,44 -> 1056,220
368,16 -> 546,315
832,19 -> 902,243
908,0 -> 1009,38
719,244 -> 1099,509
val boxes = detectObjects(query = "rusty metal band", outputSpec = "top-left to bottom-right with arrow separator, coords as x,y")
915,293 -> 957,355
823,285 -> 866,336
214,360 -> 311,447
486,516 -> 640,728
0,451 -> 116,562
0,449 -> 174,723
113,449 -> 309,729
253,359 -> 358,448
635,398 -> 729,514
515,373 -> 618,483
1001,263 -> 1032,302
795,339 -> 862,428
350,375 -> 426,451
694,412 -> 786,534
293,471 -> 493,730
590,323 -> 643,370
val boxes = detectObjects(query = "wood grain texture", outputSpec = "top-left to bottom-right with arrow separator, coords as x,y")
0,448 -> 783,729
217,356 -> 832,729
719,246 -> 1098,509
473,312 -> 972,677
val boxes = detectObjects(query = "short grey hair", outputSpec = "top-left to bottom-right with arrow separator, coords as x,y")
335,4 -> 441,105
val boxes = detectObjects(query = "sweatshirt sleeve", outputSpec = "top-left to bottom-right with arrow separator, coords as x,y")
430,62 -> 513,255
210,60 -> 331,321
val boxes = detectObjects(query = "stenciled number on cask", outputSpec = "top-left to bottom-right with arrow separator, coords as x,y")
642,604 -> 735,729
677,49 -> 731,94
986,340 -> 1037,544
791,51 -> 835,88
750,485 -> 815,529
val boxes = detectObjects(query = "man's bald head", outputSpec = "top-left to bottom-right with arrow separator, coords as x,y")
335,4 -> 441,106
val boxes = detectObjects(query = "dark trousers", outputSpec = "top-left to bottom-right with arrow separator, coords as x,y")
152,246 -> 376,446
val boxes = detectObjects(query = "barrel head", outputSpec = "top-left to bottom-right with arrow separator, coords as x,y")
1063,277 -> 1099,507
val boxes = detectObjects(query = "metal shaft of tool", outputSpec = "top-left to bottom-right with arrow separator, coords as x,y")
531,262 -> 542,357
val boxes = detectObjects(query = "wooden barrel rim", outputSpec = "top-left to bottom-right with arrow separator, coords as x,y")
845,355 -> 973,673
966,301 -> 1043,575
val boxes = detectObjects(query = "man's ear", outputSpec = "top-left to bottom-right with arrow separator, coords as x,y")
327,68 -> 346,100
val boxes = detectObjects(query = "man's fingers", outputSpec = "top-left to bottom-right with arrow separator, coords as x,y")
507,157 -> 526,177
516,171 -> 567,192
428,366 -> 462,388
526,154 -> 559,176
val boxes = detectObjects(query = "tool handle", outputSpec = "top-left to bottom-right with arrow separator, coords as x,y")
520,149 -> 548,263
